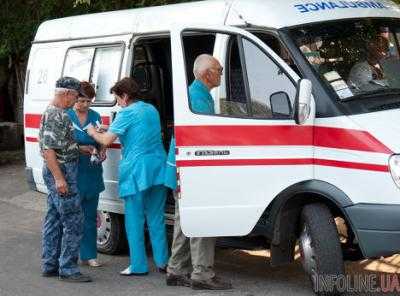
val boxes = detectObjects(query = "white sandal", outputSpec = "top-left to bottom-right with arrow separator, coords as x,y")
82,259 -> 102,267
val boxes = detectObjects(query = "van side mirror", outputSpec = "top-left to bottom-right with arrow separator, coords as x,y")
294,79 -> 312,125
270,91 -> 292,119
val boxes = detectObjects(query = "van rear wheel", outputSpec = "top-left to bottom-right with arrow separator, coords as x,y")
97,211 -> 127,255
299,203 -> 345,296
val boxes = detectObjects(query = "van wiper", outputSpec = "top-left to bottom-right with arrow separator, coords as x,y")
343,88 -> 400,102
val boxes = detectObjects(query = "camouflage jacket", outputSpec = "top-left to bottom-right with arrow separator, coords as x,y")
38,105 -> 79,164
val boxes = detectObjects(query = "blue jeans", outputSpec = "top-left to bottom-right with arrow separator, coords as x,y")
124,185 -> 168,273
41,162 -> 83,276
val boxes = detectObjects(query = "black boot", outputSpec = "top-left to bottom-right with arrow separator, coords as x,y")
166,273 -> 192,287
191,276 -> 232,290
59,272 -> 92,283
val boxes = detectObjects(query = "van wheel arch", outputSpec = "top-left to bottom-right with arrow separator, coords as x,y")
268,180 -> 359,267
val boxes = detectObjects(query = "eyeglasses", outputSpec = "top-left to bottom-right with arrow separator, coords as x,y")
67,89 -> 79,99
209,66 -> 223,75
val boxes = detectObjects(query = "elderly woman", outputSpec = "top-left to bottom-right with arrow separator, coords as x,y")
67,81 -> 105,267
87,77 -> 168,275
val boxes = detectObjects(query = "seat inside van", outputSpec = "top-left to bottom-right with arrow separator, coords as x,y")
131,34 -> 216,148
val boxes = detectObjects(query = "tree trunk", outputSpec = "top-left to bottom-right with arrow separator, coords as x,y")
6,55 -> 26,124
6,56 -> 16,122
14,59 -> 25,125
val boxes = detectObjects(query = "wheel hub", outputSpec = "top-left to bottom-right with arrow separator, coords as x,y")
299,224 -> 317,276
97,211 -> 112,247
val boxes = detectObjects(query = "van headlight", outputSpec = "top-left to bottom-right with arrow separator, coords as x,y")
389,154 -> 400,188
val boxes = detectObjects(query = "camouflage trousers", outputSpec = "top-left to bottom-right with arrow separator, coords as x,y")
41,161 -> 84,276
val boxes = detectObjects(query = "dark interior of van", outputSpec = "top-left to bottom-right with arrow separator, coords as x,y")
131,34 -> 216,149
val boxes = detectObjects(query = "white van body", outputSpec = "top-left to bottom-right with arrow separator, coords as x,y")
24,0 -> 400,293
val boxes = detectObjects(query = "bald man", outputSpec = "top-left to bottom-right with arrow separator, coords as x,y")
189,54 -> 222,114
165,54 -> 231,290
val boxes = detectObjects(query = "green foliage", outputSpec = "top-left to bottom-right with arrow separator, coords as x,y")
0,0 -> 194,60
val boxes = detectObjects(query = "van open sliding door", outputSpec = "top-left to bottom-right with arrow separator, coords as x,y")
170,25 -> 315,238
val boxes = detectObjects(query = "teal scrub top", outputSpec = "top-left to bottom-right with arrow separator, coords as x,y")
164,80 -> 215,190
109,100 -> 166,198
67,108 -> 105,196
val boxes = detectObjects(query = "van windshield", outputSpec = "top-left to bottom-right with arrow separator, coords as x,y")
289,19 -> 400,101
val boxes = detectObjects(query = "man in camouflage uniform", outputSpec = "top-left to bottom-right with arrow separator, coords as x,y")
39,77 -> 91,282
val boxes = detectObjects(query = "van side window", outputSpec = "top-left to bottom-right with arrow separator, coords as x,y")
91,46 -> 123,103
223,37 -> 248,116
253,32 -> 301,76
224,36 -> 295,119
63,48 -> 94,80
63,44 -> 123,104
242,38 -> 296,118
181,31 -> 295,119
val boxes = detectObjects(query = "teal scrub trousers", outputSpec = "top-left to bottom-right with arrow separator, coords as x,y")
79,194 -> 99,260
124,185 -> 168,273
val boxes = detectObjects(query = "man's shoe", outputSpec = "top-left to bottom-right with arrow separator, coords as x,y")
191,276 -> 232,290
59,272 -> 92,282
166,273 -> 191,287
42,270 -> 59,277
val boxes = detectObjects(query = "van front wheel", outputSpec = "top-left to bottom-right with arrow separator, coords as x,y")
299,203 -> 345,296
97,211 -> 127,255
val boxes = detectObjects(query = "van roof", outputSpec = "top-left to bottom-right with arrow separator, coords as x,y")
34,0 -> 400,43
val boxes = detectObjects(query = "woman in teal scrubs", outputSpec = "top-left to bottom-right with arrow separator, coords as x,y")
87,78 -> 168,275
67,81 -> 105,267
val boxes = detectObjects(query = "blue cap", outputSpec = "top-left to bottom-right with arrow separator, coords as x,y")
56,76 -> 82,94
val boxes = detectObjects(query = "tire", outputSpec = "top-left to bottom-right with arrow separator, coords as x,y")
97,211 -> 127,255
299,203 -> 345,296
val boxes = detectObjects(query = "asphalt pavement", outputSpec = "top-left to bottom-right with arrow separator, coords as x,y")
0,162 -> 399,296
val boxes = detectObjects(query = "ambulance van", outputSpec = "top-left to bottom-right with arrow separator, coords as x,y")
24,0 -> 400,293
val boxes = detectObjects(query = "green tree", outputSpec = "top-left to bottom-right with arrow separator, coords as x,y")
0,0 -> 192,123
0,1 -> 83,122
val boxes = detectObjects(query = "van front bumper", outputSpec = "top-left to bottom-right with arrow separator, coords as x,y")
345,203 -> 400,258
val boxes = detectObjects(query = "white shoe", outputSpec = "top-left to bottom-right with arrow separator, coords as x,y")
120,266 -> 132,275
119,266 -> 148,276
82,259 -> 102,267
